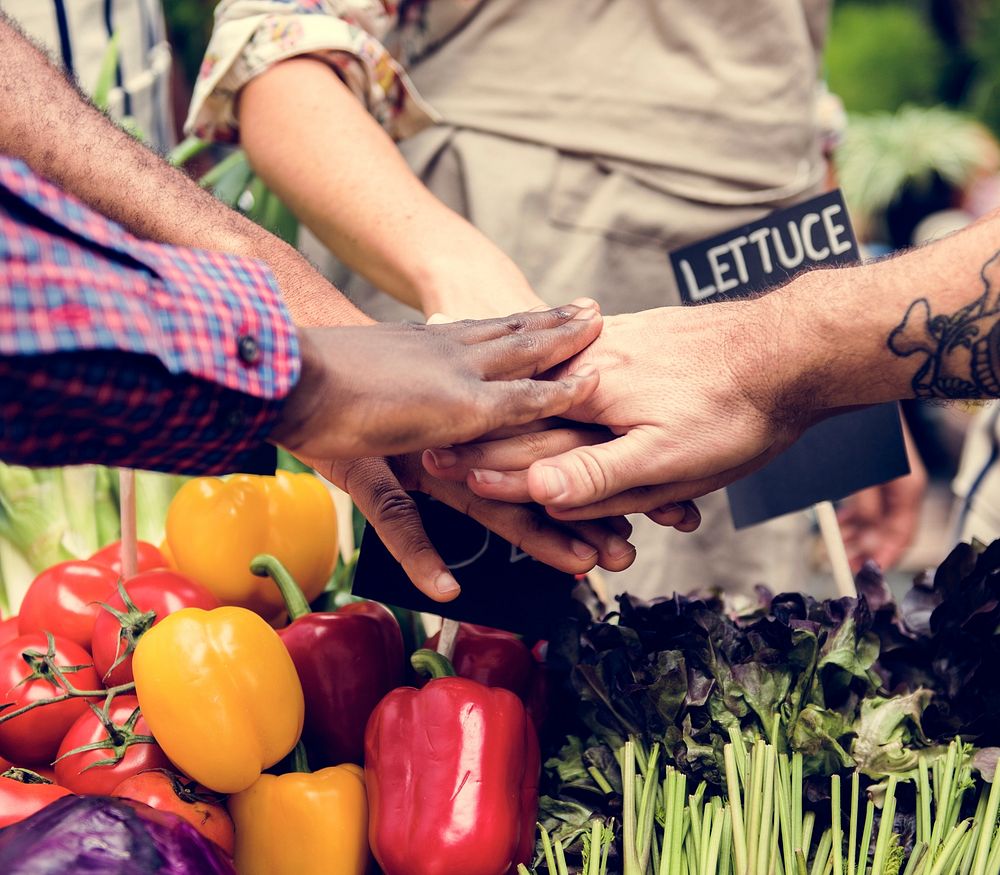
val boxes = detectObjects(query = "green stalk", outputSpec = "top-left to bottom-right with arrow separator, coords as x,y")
706,804 -> 726,875
588,820 -> 603,875
778,755 -> 796,875
540,825 -> 558,875
757,743 -> 778,875
701,802 -> 716,875
962,794 -> 989,875
870,778 -> 898,875
722,806 -> 735,875
166,135 -> 210,167
803,813 -> 817,863
589,766 -> 615,795
690,785 -> 706,875
859,802 -> 876,875
659,772 -> 674,875
748,742 -> 766,875
982,828 -> 1000,875
726,745 -> 750,875
730,728 -> 749,789
903,845 -> 929,875
972,762 -> 1000,875
919,759 -> 933,847
410,649 -> 457,680
554,839 -> 570,875
796,851 -> 809,875
928,822 -> 973,875
931,746 -> 959,859
517,866 -> 533,875
833,775 -> 844,875
793,755 -> 805,854
812,831 -> 833,875
849,773 -> 861,875
770,799 -> 782,875
637,745 -> 662,874
622,739 -> 639,875
675,773 -> 690,875
250,554 -> 311,619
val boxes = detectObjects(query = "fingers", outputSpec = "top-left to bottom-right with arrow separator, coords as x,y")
444,302 -> 598,344
419,475 -> 635,574
468,306 -> 603,379
525,431 -> 658,508
422,426 -> 608,485
339,457 -> 462,603
478,368 -> 601,433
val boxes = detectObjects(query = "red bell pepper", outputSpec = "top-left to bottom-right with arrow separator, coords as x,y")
424,623 -> 536,699
365,649 -> 540,875
251,555 -> 404,768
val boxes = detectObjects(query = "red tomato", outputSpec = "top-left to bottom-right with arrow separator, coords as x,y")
0,634 -> 101,765
0,618 -> 18,648
18,561 -> 119,651
112,769 -> 235,855
90,541 -> 167,576
54,695 -> 170,795
0,770 -> 72,827
91,570 -> 220,687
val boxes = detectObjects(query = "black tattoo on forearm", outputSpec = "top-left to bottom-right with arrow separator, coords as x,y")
889,252 -> 1000,398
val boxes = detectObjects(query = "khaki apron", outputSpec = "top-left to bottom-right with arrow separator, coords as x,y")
307,0 -> 835,598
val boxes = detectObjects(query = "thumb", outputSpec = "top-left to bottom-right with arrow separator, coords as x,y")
526,432 -> 655,508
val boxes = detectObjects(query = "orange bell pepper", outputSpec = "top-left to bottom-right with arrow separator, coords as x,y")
132,606 -> 304,794
165,472 -> 337,616
230,762 -> 368,875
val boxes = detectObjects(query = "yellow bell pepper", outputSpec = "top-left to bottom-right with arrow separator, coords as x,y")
165,471 -> 337,616
132,606 -> 305,794
230,764 -> 369,875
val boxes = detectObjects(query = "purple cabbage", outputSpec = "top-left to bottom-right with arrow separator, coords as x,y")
0,795 -> 236,874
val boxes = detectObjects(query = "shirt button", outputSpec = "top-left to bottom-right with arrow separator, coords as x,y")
237,335 -> 261,366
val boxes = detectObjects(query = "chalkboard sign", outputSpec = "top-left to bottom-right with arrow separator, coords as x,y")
352,494 -> 576,637
669,190 -> 909,528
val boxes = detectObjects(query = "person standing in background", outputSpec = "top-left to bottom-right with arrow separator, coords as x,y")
0,0 -> 174,150
186,0 -> 927,599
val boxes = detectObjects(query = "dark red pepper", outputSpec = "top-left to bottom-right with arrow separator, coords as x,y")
424,623 -> 536,699
251,554 -> 404,768
365,649 -> 540,875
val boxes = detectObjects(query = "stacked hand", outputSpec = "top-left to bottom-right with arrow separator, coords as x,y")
272,304 -> 640,601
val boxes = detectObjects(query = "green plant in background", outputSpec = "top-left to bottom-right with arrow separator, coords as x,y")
826,3 -> 948,115
834,105 -> 992,231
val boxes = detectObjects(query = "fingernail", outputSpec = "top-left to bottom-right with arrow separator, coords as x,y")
434,572 -> 461,596
571,539 -> 598,560
472,469 -> 504,485
570,297 -> 601,311
607,536 -> 635,559
682,504 -> 701,526
537,465 -> 569,501
572,364 -> 598,379
573,307 -> 599,321
429,448 -> 457,469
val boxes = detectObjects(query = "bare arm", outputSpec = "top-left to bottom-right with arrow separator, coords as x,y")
0,13 -> 369,328
238,57 -> 543,318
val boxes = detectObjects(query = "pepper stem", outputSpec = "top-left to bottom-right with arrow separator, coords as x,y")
250,554 -> 311,620
410,648 -> 457,680
291,742 -> 311,774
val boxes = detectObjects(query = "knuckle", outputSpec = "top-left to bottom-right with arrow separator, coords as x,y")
369,482 -> 420,526
570,448 -> 610,498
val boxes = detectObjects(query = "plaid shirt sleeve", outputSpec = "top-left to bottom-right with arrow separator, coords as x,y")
0,156 -> 301,475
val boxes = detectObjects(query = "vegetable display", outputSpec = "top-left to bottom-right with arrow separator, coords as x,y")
365,649 -> 540,875
7,461 -> 1000,875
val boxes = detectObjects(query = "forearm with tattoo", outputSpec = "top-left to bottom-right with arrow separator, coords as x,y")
888,252 -> 1000,399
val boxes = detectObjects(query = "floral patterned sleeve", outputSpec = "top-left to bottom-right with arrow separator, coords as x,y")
186,0 -> 439,143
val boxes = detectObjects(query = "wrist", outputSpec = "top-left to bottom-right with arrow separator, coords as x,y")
270,327 -> 324,451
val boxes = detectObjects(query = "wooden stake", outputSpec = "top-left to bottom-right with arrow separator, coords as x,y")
815,501 -> 855,598
118,469 -> 137,579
